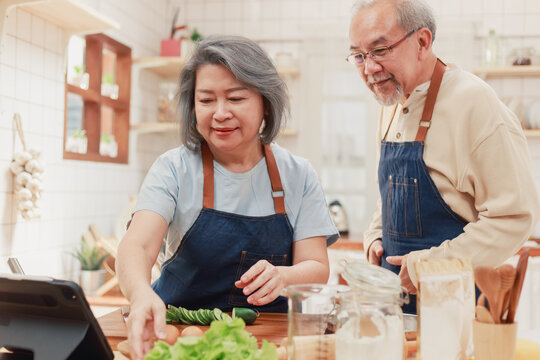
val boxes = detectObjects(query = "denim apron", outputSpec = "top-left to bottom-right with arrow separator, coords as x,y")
379,59 -> 468,314
152,142 -> 293,312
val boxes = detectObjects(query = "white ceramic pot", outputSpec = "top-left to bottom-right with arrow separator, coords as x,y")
79,269 -> 106,296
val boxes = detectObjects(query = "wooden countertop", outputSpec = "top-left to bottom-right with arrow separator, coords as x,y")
329,233 -> 364,251
98,309 -> 418,359
328,235 -> 540,256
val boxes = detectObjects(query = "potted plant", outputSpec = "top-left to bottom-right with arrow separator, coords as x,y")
69,64 -> 89,90
99,133 -> 118,158
101,73 -> 119,99
181,28 -> 203,58
65,129 -> 87,154
71,238 -> 109,296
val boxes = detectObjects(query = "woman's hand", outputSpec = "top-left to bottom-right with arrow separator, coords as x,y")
235,260 -> 285,306
127,289 -> 167,359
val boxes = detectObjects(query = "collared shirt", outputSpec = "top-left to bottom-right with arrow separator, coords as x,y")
363,63 -> 539,286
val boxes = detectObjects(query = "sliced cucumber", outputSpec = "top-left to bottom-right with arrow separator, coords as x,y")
213,308 -> 223,321
165,305 -> 229,325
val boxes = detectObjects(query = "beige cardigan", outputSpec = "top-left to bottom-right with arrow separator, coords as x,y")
363,63 -> 539,286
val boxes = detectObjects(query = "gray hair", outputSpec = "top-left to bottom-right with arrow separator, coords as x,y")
177,35 -> 290,150
352,0 -> 436,43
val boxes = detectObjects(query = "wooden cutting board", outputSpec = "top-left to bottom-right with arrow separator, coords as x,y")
97,308 -> 128,338
117,339 -> 131,358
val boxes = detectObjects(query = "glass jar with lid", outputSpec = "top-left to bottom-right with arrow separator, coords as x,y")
335,262 -> 407,360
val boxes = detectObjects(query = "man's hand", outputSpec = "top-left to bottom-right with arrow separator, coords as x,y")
367,239 -> 384,265
386,254 -> 417,295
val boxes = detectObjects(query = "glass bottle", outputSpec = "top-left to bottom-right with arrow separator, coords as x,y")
157,82 -> 177,123
484,29 -> 499,67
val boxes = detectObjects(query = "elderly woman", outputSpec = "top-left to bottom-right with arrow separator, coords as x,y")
116,35 -> 338,358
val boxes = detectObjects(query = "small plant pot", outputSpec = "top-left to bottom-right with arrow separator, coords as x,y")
69,72 -> 90,90
66,136 -> 87,154
79,269 -> 106,296
99,137 -> 118,157
101,83 -> 119,99
181,39 -> 196,58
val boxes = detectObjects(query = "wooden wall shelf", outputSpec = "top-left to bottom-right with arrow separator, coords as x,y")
131,122 -> 178,133
281,127 -> 298,136
130,122 -> 298,137
16,0 -> 118,33
523,129 -> 540,138
473,66 -> 540,79
0,0 -> 119,49
132,56 -> 186,78
0,0 -> 119,72
101,96 -> 129,111
66,83 -> 100,103
64,34 -> 131,164
277,66 -> 300,78
133,56 -> 300,80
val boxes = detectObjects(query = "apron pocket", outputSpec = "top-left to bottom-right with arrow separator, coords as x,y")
228,251 -> 288,307
385,175 -> 422,237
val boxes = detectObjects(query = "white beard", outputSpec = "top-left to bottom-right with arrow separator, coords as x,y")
373,79 -> 404,106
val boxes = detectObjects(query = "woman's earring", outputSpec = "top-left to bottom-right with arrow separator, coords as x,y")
259,118 -> 266,134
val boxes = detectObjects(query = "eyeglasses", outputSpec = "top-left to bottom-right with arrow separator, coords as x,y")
346,29 -> 417,66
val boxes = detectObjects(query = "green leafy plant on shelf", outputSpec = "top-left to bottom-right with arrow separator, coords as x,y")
100,133 -> 114,144
73,64 -> 85,75
70,129 -> 87,139
102,73 -> 115,84
71,237 -> 108,271
190,28 -> 203,42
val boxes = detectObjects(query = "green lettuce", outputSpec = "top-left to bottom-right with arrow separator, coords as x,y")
144,317 -> 277,360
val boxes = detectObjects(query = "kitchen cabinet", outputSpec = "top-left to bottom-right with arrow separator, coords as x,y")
473,66 -> 540,137
131,56 -> 300,136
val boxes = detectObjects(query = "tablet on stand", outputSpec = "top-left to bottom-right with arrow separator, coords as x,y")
0,274 -> 114,360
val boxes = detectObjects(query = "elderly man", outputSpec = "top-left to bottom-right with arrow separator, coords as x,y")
348,0 -> 539,313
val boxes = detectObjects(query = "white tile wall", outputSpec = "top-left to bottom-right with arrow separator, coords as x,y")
1,0 -> 540,279
0,0 -> 182,278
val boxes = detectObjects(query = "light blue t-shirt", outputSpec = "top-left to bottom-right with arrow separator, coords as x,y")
134,143 -> 339,260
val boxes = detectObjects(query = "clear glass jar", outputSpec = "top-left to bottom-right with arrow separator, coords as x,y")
157,82 -> 177,123
282,284 -> 350,360
336,262 -> 406,360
